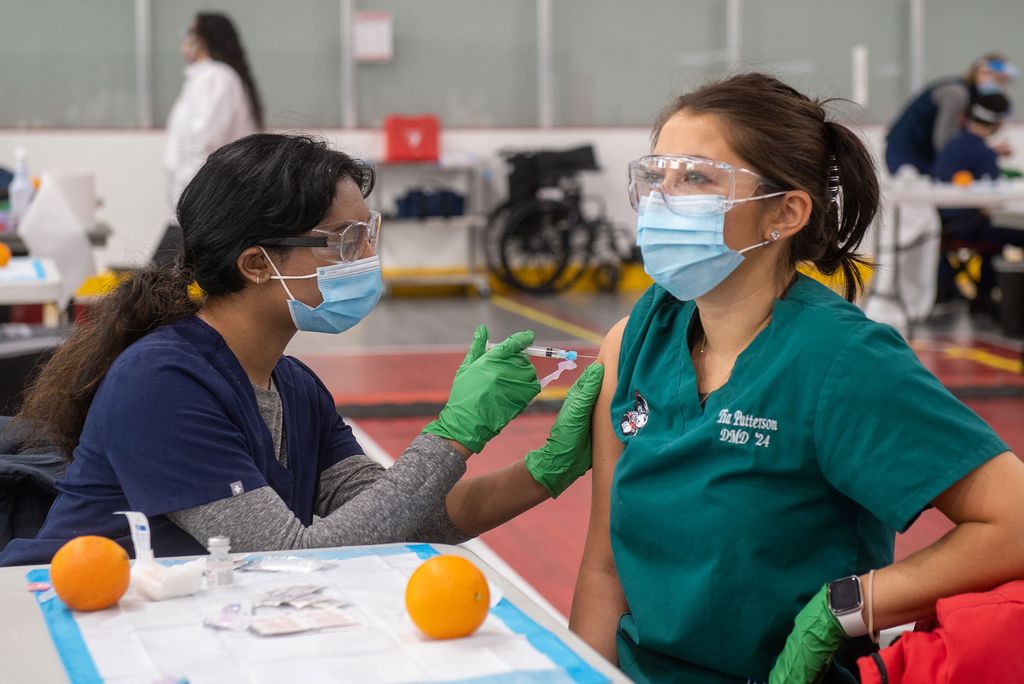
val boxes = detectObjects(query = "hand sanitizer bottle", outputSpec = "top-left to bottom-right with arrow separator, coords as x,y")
8,147 -> 34,232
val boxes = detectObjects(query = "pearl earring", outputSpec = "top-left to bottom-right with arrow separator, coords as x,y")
770,230 -> 781,241
256,275 -> 261,285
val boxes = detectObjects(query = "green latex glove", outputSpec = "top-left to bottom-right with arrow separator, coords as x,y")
525,362 -> 604,498
422,325 -> 541,453
768,584 -> 845,684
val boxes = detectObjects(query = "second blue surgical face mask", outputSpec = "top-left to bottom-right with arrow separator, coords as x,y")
636,193 -> 774,301
261,248 -> 384,334
976,80 -> 1004,96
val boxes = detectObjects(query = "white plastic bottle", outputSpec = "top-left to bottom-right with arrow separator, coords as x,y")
205,536 -> 234,587
8,147 -> 34,232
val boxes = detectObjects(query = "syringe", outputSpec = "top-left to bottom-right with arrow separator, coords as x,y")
485,342 -> 597,361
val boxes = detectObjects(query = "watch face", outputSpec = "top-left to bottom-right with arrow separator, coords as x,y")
829,576 -> 862,613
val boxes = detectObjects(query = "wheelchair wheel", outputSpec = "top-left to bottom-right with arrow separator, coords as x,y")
587,219 -> 625,293
496,199 -> 595,294
484,202 -> 515,288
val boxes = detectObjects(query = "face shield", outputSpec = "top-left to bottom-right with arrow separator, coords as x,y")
627,154 -> 784,215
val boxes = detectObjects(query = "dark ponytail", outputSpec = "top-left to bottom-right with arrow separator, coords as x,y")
16,264 -> 199,458
815,121 -> 878,300
195,13 -> 264,128
654,72 -> 879,301
15,134 -> 374,459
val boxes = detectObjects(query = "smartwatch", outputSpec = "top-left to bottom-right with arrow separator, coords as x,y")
827,575 -> 869,637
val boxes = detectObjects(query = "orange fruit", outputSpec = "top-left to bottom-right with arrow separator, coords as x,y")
952,170 -> 974,187
50,536 -> 130,611
0,242 -> 11,267
405,555 -> 490,639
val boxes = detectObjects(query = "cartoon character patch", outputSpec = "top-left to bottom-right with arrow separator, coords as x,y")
620,391 -> 649,436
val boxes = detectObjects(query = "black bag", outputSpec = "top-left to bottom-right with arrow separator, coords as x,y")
0,417 -> 66,551
394,187 -> 466,219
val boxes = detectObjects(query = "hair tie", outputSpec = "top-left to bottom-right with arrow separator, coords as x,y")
827,155 -> 841,206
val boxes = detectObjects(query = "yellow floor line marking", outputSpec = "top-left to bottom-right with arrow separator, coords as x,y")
490,295 -> 605,346
537,387 -> 569,401
941,346 -> 1023,374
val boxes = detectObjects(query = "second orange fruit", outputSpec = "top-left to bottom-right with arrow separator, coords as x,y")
405,555 -> 490,639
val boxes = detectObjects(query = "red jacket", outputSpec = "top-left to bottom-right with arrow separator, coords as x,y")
858,580 -> 1024,684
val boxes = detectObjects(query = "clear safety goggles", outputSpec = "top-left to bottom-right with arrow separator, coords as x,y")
628,155 -> 784,214
258,210 -> 381,263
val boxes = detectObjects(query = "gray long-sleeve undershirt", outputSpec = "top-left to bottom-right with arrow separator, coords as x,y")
166,381 -> 472,551
168,436 -> 472,551
931,81 -> 970,153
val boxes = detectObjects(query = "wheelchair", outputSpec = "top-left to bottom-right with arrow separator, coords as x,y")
485,145 -> 629,294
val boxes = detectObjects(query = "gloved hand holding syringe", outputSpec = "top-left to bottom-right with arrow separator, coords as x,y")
486,342 -> 598,387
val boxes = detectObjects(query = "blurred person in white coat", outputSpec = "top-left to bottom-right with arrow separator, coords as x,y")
156,12 -> 262,265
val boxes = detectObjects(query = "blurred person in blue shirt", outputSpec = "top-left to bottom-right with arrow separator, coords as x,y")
886,54 -> 1016,176
933,91 -> 1024,310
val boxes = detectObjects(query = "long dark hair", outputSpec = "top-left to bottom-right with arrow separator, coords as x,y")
653,72 -> 879,301
195,12 -> 264,128
16,134 -> 375,458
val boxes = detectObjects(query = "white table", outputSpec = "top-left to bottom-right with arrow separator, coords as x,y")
0,256 -> 62,305
0,256 -> 63,326
0,543 -> 628,683
869,182 -> 1024,336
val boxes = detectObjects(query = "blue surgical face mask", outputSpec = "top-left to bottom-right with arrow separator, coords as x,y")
260,248 -> 383,334
976,80 -> 1003,96
636,193 -> 778,301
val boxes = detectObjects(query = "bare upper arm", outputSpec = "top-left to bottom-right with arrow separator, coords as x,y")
580,317 -> 629,572
932,452 -> 1024,530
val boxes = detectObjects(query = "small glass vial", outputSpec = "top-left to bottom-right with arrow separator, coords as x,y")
206,536 -> 234,587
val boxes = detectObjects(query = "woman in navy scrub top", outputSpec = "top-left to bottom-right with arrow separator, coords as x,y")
0,134 -> 602,566
570,74 -> 1024,683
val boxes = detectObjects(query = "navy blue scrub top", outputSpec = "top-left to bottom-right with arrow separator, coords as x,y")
933,130 -> 1002,229
0,315 -> 363,566
885,77 -> 966,175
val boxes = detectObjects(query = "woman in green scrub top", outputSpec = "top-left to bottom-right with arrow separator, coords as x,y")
570,73 -> 1024,684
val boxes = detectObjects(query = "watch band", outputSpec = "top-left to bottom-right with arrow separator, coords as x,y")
836,606 -> 869,637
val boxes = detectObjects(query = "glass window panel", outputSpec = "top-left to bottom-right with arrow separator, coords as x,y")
152,1 -> 343,129
354,0 -> 537,128
0,0 -> 137,127
923,0 -> 1024,108
552,0 -> 729,127
741,0 -> 907,125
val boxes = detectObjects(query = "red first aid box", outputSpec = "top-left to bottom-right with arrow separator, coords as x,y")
384,115 -> 440,162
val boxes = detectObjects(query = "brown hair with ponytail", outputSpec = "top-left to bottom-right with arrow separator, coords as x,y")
653,72 -> 879,301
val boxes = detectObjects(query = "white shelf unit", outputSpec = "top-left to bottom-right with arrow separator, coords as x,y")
371,161 -> 491,296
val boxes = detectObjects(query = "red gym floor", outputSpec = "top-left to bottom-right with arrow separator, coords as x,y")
289,291 -> 1024,619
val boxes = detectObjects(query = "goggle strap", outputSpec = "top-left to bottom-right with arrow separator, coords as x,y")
730,190 -> 788,206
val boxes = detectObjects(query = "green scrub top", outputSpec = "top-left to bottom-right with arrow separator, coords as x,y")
609,275 -> 1008,683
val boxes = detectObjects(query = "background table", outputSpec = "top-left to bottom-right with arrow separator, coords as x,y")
0,256 -> 61,306
868,182 -> 1024,337
0,543 -> 629,683
0,256 -> 64,329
